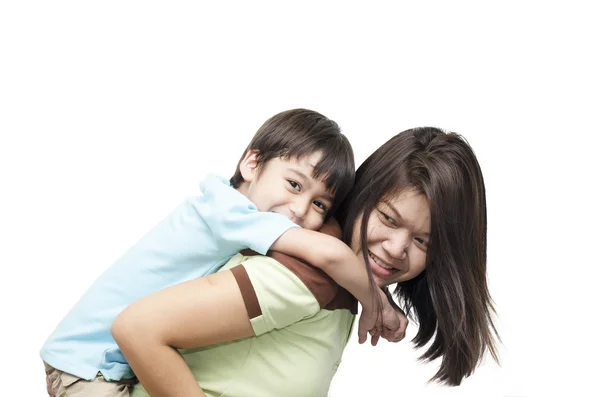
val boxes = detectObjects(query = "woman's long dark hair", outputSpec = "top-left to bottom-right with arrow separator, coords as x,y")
338,127 -> 500,386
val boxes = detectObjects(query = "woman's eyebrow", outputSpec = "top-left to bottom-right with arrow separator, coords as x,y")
382,201 -> 430,236
381,201 -> 402,220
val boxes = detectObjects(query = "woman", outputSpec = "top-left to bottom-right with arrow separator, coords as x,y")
112,127 -> 499,396
339,126 -> 499,385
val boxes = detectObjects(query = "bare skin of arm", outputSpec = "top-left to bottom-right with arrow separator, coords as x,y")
111,222 -> 406,396
111,271 -> 253,397
271,221 -> 407,344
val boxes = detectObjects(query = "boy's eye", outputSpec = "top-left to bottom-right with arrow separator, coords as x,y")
313,201 -> 327,212
288,180 -> 301,191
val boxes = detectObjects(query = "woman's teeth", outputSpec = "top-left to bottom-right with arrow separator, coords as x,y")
369,252 -> 394,270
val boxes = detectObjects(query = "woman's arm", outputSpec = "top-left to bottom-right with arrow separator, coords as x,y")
111,271 -> 253,397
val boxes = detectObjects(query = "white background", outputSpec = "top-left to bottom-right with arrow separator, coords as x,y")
1,1 -> 598,396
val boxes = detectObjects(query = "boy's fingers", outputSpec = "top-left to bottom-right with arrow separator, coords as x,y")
397,325 -> 406,340
369,327 -> 381,346
400,315 -> 409,332
390,328 -> 405,343
379,326 -> 406,343
371,331 -> 381,346
381,328 -> 394,342
358,327 -> 368,344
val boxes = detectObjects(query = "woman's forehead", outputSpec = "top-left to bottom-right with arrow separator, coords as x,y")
381,187 -> 427,205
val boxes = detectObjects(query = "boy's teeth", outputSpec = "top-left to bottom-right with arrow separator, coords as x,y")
369,252 -> 393,270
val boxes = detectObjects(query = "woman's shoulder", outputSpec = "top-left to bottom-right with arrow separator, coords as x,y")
263,250 -> 356,313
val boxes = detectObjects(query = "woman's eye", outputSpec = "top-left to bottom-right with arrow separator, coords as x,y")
415,237 -> 426,245
288,180 -> 301,191
379,210 -> 395,225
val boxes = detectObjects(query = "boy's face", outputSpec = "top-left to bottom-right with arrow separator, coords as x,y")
239,150 -> 334,231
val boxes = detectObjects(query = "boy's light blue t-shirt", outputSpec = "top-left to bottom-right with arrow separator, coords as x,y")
40,174 -> 298,381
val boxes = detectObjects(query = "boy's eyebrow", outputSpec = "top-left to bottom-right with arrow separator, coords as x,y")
382,201 -> 430,237
288,168 -> 335,203
287,168 -> 310,183
321,191 -> 335,203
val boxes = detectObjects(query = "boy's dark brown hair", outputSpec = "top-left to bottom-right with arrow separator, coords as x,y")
230,108 -> 355,217
338,127 -> 500,386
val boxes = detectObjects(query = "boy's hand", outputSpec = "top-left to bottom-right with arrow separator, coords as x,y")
357,300 -> 382,346
380,303 -> 408,343
381,287 -> 408,343
357,289 -> 408,346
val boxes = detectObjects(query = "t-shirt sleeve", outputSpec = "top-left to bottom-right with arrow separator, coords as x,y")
200,174 -> 299,255
230,256 -> 321,336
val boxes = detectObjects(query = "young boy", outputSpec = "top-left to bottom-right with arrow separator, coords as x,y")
42,109 -> 404,397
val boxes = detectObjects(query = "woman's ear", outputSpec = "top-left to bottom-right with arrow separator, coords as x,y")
239,150 -> 260,182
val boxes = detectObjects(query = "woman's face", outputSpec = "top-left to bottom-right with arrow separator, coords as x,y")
350,189 -> 431,288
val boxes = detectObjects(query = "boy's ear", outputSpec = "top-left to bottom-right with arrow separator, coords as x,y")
239,150 -> 260,182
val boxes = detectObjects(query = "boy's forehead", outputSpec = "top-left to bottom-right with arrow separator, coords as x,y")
286,151 -> 323,168
278,152 -> 322,175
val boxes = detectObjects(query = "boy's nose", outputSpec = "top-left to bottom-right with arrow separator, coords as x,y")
290,199 -> 310,220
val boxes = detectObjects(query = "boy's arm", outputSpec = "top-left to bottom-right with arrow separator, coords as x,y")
272,228 -> 377,309
271,223 -> 408,345
271,226 -> 392,342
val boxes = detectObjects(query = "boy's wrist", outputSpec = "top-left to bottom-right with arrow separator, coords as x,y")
358,287 -> 383,312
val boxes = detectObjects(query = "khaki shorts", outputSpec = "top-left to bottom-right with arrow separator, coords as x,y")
44,362 -> 136,397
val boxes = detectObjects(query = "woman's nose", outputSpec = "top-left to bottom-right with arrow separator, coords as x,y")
383,230 -> 410,260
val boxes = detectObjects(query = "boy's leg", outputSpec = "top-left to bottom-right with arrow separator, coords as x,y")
44,363 -> 134,397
